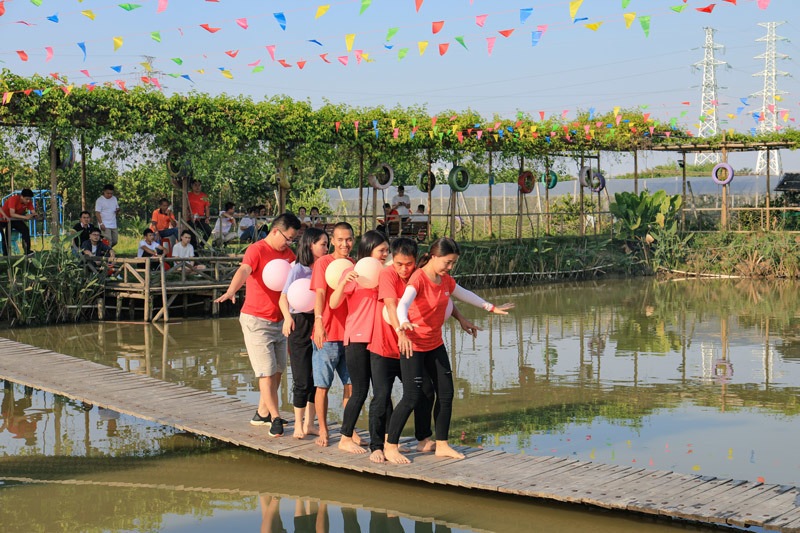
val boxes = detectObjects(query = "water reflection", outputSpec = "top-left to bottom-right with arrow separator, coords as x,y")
1,384 -> 709,533
3,278 -> 800,486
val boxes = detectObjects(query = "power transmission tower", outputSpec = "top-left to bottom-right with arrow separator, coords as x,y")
752,22 -> 788,176
693,27 -> 726,165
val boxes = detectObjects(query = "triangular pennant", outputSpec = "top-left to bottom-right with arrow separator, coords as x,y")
346,34 -> 355,52
172,58 -> 183,65
387,27 -> 398,41
225,50 -> 239,57
398,48 -> 408,60
531,31 -> 543,46
498,29 -> 514,37
267,45 -> 276,61
624,12 -> 636,28
418,41 -> 428,55
46,12 -> 58,23
338,56 -> 348,65
81,10 -> 96,20
80,69 -> 90,77
315,5 -> 330,19
359,0 -> 371,15
569,0 -> 583,20
455,36 -> 467,50
278,60 -> 292,68
622,0 -> 631,7
415,0 -> 423,12
439,43 -> 449,56
140,62 -> 152,72
432,21 -> 444,33
696,4 -> 715,13
320,53 -> 331,63
220,70 -> 233,79
297,60 -> 307,69
113,37 -> 123,51
118,4 -> 142,11
16,50 -> 27,61
486,36 -> 496,56
151,31 -> 161,42
476,14 -> 487,27
584,22 -> 603,31
639,15 -> 650,37
110,65 -> 122,72
274,12 -> 286,30
520,8 -> 532,24
236,18 -> 248,29
252,66 -> 264,73
671,5 -> 687,12
45,46 -> 53,62
157,0 -> 168,14
199,23 -> 220,33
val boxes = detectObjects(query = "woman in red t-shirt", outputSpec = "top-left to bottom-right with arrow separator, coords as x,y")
384,237 -> 513,464
329,230 -> 389,454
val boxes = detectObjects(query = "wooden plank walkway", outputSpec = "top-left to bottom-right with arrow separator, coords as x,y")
1,336 -> 799,531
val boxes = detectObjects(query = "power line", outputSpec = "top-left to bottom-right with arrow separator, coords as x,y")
694,27 -> 726,166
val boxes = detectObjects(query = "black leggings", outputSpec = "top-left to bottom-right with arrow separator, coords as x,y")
0,220 -> 31,255
369,352 -> 433,451
340,342 -> 371,438
288,312 -> 316,409
386,344 -> 451,445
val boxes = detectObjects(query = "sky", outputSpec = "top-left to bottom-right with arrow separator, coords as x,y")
2,0 -> 799,175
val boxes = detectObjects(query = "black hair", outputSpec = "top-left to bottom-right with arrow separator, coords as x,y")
271,212 -> 302,232
223,201 -> 235,212
247,205 -> 258,214
383,203 -> 391,210
143,228 -> 155,237
158,198 -> 169,205
79,210 -> 91,217
417,204 -> 425,212
332,221 -> 353,236
20,188 -> 34,198
103,184 -> 114,191
89,227 -> 101,235
298,206 -> 307,212
180,230 -> 192,238
190,179 -> 201,185
357,230 -> 389,261
391,237 -> 418,259
397,185 -> 405,190
310,206 -> 319,213
418,237 -> 460,269
296,227 -> 328,267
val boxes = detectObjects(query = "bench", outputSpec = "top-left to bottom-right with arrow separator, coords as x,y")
387,220 -> 428,242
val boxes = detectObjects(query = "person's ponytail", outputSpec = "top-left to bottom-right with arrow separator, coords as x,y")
418,237 -> 460,270
417,252 -> 432,269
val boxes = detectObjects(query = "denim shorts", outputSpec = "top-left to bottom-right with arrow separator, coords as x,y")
312,341 -> 351,388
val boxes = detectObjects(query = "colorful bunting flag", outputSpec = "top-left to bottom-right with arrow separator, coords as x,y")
455,36 -> 467,49
439,43 -> 449,55
200,23 -> 220,33
236,18 -> 248,29
80,70 -> 90,77
696,4 -> 715,13
639,15 -> 650,37
398,48 -> 408,60
225,50 -> 239,57
520,8 -> 532,24
320,53 -> 331,63
476,14 -> 487,27
172,58 -> 183,64
584,22 -> 603,30
274,12 -> 286,30
360,0 -> 371,15
140,62 -> 152,72
432,21 -> 444,33
113,37 -> 123,51
298,60 -> 307,69
622,0 -> 631,7
267,45 -> 276,61
498,29 -> 514,37
220,69 -> 233,79
151,31 -> 161,42
346,34 -> 355,52
81,10 -> 96,20
671,5 -> 687,12
415,0 -> 423,12
157,0 -> 168,14
16,50 -> 28,61
531,31 -> 543,46
118,4 -> 142,11
315,5 -> 330,19
309,39 -> 323,46
31,0 -> 42,6
0,1 -> 5,16
758,0 -> 770,8
569,0 -> 583,20
487,36 -> 496,55
338,56 -> 348,65
418,41 -> 428,55
387,27 -> 399,41
46,12 -> 58,23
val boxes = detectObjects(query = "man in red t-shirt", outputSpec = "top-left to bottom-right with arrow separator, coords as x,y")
0,188 -> 34,256
215,212 -> 301,437
186,179 -> 211,250
310,222 -> 355,447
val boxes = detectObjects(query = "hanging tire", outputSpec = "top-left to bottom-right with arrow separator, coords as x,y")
167,151 -> 191,178
578,166 -> 592,188
518,171 -> 535,194
448,166 -> 470,192
589,171 -> 606,193
541,170 -> 558,190
712,163 -> 734,185
52,138 -> 74,171
417,170 -> 436,193
367,163 -> 394,190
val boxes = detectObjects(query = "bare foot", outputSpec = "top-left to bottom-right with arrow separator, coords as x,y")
417,438 -> 436,453
304,425 -> 320,436
434,442 -> 465,460
338,436 -> 367,454
352,432 -> 369,447
370,449 -> 386,463
293,428 -> 306,439
316,431 -> 329,447
384,444 -> 411,464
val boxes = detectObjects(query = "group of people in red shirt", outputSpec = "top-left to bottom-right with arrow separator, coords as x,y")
217,212 -> 512,464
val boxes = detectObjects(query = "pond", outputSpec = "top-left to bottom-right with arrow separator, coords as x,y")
2,277 -> 799,531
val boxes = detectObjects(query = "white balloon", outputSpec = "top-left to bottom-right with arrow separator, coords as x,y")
262,259 -> 292,292
354,257 -> 382,289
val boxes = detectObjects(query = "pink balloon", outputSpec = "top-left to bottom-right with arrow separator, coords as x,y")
444,298 -> 454,320
325,258 -> 353,289
354,257 -> 382,289
262,259 -> 292,292
287,278 -> 316,313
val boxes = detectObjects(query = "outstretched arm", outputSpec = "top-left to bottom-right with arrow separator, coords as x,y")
452,284 -> 514,314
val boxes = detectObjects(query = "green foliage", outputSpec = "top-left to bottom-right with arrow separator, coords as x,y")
609,190 -> 682,243
288,187 -> 333,215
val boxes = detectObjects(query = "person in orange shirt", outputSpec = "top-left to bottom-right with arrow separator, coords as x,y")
0,188 -> 34,256
150,198 -> 179,241
385,237 -> 513,464
186,179 -> 211,249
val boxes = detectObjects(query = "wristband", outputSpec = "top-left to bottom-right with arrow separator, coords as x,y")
315,315 -> 323,320
487,304 -> 495,312
395,327 -> 403,334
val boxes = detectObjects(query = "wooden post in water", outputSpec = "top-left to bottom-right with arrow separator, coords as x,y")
49,133 -> 59,236
488,148 -> 493,238
633,150 -> 639,195
516,156 -> 524,242
427,152 -> 433,242
144,259 -> 152,322
721,134 -> 728,230
80,134 -> 87,211
766,147 -> 771,231
579,155 -> 585,236
358,149 -> 364,236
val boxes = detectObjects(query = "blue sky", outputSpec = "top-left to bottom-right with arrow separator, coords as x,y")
2,0 -> 799,174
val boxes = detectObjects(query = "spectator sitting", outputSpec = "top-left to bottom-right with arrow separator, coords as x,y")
150,198 -> 179,244
391,185 -> 411,219
410,204 -> 427,223
172,230 -> 204,271
239,206 -> 265,242
94,184 -> 120,248
1,188 -> 35,256
212,202 -> 238,245
81,227 -> 116,268
187,179 -> 212,248
72,210 -> 96,250
376,203 -> 399,234
309,206 -> 322,226
138,228 -> 164,260
297,206 -> 310,225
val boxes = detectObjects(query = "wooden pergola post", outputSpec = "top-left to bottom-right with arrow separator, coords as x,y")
488,148 -> 493,237
633,150 -> 638,195
681,151 -> 687,231
49,133 -> 59,236
427,151 -> 432,241
579,154 -> 585,236
80,134 -> 87,211
766,147 -> 771,231
721,138 -> 728,231
358,148 -> 364,235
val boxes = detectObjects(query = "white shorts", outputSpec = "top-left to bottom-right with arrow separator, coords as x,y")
239,313 -> 287,377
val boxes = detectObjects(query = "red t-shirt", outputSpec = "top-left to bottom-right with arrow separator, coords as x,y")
405,270 -> 456,352
187,191 -> 210,218
0,195 -> 30,222
341,266 -> 378,346
240,240 -> 295,322
310,254 -> 354,343
368,265 -> 411,359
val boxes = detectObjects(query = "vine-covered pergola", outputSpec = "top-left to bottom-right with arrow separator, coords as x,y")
2,71 -> 798,236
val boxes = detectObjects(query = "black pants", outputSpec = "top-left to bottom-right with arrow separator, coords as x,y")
187,219 -> 211,251
340,342 -> 370,438
369,352 -> 433,451
288,312 -> 316,409
0,220 -> 31,255
387,344 -> 452,445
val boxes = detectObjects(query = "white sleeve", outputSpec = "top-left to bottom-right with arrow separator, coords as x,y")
452,284 -> 493,311
396,286 -> 418,325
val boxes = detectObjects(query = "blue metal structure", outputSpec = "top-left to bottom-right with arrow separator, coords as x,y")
1,189 -> 63,239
